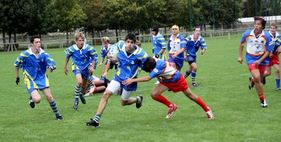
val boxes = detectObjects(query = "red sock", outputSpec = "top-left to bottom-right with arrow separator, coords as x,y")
152,95 -> 172,107
195,97 -> 209,112
259,95 -> 265,102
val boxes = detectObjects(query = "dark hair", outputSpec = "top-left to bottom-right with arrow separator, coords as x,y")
254,16 -> 266,29
125,33 -> 136,43
30,35 -> 41,43
151,27 -> 159,34
142,57 -> 156,72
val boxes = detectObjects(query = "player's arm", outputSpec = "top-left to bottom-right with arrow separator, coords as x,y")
14,55 -> 23,85
64,57 -> 70,75
200,38 -> 207,55
238,43 -> 244,64
123,76 -> 152,85
102,59 -> 111,77
15,67 -> 20,85
45,53 -> 56,72
157,36 -> 166,57
172,48 -> 185,58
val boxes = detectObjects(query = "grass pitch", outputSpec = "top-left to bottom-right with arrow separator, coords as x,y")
0,35 -> 281,142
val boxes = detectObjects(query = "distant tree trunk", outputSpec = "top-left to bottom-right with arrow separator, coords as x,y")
115,28 -> 118,42
14,32 -> 16,43
8,32 -> 12,43
66,31 -> 69,45
2,32 -> 6,44
91,28 -> 95,45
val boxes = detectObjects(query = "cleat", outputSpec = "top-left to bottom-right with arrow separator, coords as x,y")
166,104 -> 177,119
73,98 -> 79,110
80,94 -> 86,104
184,71 -> 190,78
154,81 -> 159,84
260,100 -> 268,108
56,114 -> 63,120
86,118 -> 99,127
29,99 -> 35,108
192,82 -> 198,87
275,88 -> 281,91
206,107 -> 214,120
136,96 -> 143,109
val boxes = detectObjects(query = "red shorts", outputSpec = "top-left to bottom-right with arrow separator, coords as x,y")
160,74 -> 188,92
248,63 -> 266,76
269,54 -> 279,66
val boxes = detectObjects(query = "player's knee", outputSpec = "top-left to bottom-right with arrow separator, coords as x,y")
33,96 -> 41,104
150,92 -> 158,99
77,82 -> 83,87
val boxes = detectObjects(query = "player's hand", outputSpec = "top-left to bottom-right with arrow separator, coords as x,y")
200,49 -> 206,55
237,57 -> 243,64
64,67 -> 68,75
16,77 -> 20,85
49,66 -> 56,72
122,78 -> 133,86
155,54 -> 160,59
254,60 -> 261,65
98,63 -> 102,66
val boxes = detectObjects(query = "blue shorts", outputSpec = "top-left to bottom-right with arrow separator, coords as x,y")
24,74 -> 49,94
113,76 -> 137,91
185,55 -> 197,64
73,67 -> 93,80
168,55 -> 184,70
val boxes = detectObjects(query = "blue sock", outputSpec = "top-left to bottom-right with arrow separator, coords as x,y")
276,79 -> 280,88
93,114 -> 101,122
191,71 -> 196,83
49,100 -> 60,116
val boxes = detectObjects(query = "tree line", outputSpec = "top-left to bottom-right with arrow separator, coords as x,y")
1,0 -> 281,43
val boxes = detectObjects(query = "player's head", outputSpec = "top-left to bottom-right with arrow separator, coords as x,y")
193,26 -> 201,37
30,35 -> 41,50
135,40 -> 141,47
151,27 -> 159,35
125,33 -> 136,53
270,23 -> 277,34
102,36 -> 110,47
254,17 -> 266,30
142,57 -> 156,72
75,32 -> 85,48
171,25 -> 179,35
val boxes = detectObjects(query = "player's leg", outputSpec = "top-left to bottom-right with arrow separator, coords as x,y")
86,80 -> 119,127
273,64 -> 281,90
190,62 -> 198,87
250,66 -> 267,107
24,76 -> 41,108
42,88 -> 63,120
183,88 -> 214,120
151,83 -> 176,118
120,90 -> 143,108
73,73 -> 83,110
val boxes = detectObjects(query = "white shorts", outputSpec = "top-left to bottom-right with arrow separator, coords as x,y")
106,79 -> 133,100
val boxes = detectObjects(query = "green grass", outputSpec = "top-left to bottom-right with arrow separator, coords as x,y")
1,35 -> 281,142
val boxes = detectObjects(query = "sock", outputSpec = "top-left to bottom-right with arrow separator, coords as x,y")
75,85 -> 82,98
259,95 -> 265,103
195,97 -> 209,112
191,71 -> 196,83
93,114 -> 101,122
276,79 -> 280,88
152,95 -> 172,107
49,100 -> 60,116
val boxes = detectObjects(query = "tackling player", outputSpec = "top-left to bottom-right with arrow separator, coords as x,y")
123,57 -> 214,120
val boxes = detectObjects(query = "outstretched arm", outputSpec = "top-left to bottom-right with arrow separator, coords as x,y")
123,76 -> 152,86
64,57 -> 70,75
